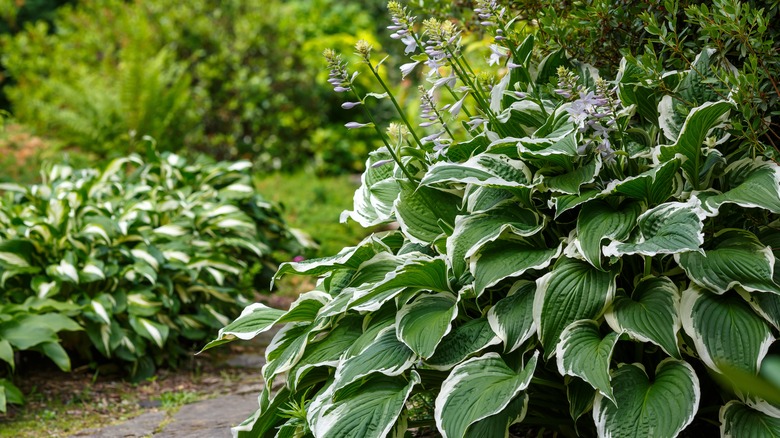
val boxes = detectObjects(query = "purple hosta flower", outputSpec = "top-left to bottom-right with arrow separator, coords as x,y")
432,74 -> 457,91
567,79 -> 620,164
448,94 -> 468,118
341,101 -> 362,109
431,139 -> 451,160
422,18 -> 459,76
400,61 -> 421,78
419,87 -> 442,127
421,130 -> 446,144
324,49 -> 352,93
345,122 -> 372,129
488,44 -> 509,66
388,2 -> 418,52
466,117 -> 487,130
555,66 -> 580,100
292,256 -> 305,263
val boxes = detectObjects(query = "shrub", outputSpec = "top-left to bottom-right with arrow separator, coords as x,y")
0,0 -> 390,173
208,1 -> 780,436
0,146 -> 308,387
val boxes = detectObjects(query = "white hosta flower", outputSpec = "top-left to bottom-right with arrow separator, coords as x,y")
400,61 -> 421,78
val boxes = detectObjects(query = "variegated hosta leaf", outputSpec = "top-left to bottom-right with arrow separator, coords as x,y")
435,352 -> 538,438
576,200 -> 641,270
541,157 -> 601,195
263,323 -> 313,382
394,181 -> 461,245
310,372 -> 420,438
341,149 -> 400,227
677,229 -> 780,294
420,154 -> 533,188
472,241 -> 562,296
426,317 -> 500,370
348,255 -> 450,312
516,132 -> 578,168
594,359 -> 700,438
487,281 -> 536,353
465,395 -> 528,438
128,316 -> 169,349
396,292 -> 458,358
288,317 -> 363,389
463,185 -> 516,213
331,327 -> 416,392
201,303 -> 286,351
551,189 -> 601,218
556,320 -> 620,402
274,235 -> 390,280
681,286 -> 773,374
603,198 -> 706,257
657,99 -> 733,186
700,157 -> 780,215
533,258 -> 618,357
603,158 -> 681,205
447,204 -> 544,278
743,291 -> 780,331
720,400 -> 780,437
605,276 -> 681,358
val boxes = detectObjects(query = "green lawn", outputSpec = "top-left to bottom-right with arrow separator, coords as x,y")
254,171 -> 379,259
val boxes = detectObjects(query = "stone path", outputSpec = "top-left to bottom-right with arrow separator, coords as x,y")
71,330 -> 277,438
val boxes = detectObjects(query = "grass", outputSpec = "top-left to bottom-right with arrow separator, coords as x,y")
254,171 -> 379,258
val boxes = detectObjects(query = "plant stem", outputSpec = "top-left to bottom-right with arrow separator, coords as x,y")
366,62 -> 424,150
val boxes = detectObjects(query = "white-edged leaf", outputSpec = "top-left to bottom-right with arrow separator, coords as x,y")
576,200 -> 641,270
556,320 -> 620,402
487,281 -> 536,353
603,198 -> 706,257
603,158 -> 681,204
435,351 -> 538,438
677,229 -> 780,294
129,316 -> 169,348
447,204 -> 544,278
421,154 -> 533,188
310,371 -> 419,438
534,258 -> 618,358
472,241 -> 562,296
605,276 -> 681,358
465,394 -> 528,438
331,327 -> 416,392
700,157 -> 780,215
720,400 -> 780,437
426,318 -> 500,370
397,292 -> 458,358
394,181 -> 461,245
681,286 -> 774,374
341,149 -> 400,227
594,359 -> 700,438
202,303 -> 286,350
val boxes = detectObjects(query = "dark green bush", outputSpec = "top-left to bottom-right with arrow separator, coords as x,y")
0,0 -> 392,173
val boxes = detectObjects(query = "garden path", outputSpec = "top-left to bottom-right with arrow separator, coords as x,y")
70,329 -> 278,438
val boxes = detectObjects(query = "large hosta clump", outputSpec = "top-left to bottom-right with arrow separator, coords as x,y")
0,149 -> 307,378
209,9 -> 780,438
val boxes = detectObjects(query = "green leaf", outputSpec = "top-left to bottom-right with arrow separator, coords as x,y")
556,320 -> 619,402
534,258 -> 618,358
289,317 -> 363,388
435,352 -> 538,438
0,239 -> 34,268
657,100 -> 733,187
681,286 -> 773,374
603,198 -> 706,257
0,318 -> 58,350
38,341 -> 71,372
310,372 -> 419,438
542,157 -> 601,195
395,182 -> 461,244
552,189 -> 600,218
487,281 -> 536,353
594,359 -> 699,438
700,157 -> 780,215
678,229 -> 780,294
263,323 -> 312,382
447,204 -> 544,278
421,154 -> 533,188
332,328 -> 416,391
576,200 -> 641,270
426,318 -> 500,370
397,292 -> 458,359
275,235 -> 390,280
0,379 -> 23,413
605,276 -> 681,358
472,241 -> 562,296
129,316 -> 169,348
720,400 -> 780,437
0,340 -> 14,371
566,377 -> 596,424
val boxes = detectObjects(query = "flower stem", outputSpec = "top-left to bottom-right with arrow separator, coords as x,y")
367,62 -> 424,150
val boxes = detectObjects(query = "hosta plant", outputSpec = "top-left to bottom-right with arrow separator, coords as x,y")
209,1 -> 780,436
0,148 -> 308,379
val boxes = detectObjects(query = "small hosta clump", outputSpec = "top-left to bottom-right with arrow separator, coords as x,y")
211,2 -> 780,437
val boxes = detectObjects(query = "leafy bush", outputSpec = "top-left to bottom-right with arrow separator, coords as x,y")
0,0 -> 390,173
0,147 -> 308,386
207,1 -> 780,436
